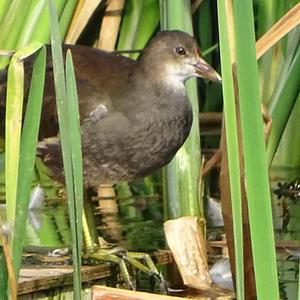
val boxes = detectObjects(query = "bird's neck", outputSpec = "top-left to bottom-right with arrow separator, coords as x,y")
134,58 -> 187,94
119,61 -> 187,111
119,80 -> 186,122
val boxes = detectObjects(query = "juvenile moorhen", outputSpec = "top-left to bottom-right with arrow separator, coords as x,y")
0,30 -> 221,289
35,30 -> 221,186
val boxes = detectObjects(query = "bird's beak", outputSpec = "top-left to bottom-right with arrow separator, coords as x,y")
193,57 -> 222,83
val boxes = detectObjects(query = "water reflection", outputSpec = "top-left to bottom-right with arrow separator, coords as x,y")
23,190 -> 164,252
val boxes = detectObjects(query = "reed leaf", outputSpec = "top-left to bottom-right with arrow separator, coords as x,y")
117,0 -> 159,59
5,41 -> 45,231
12,44 -> 46,277
0,0 -> 31,50
255,2 -> 300,60
257,0 -> 278,104
30,0 -> 67,44
217,1 -> 244,298
5,56 -> 24,226
66,49 -> 83,291
49,0 -> 83,298
266,43 -> 300,167
298,254 -> 300,300
233,0 -> 279,298
0,1 -> 10,25
0,250 -> 8,299
59,0 -> 78,39
117,0 -> 144,53
16,0 -> 48,47
0,0 -> 31,67
197,0 -> 212,64
128,0 -> 159,59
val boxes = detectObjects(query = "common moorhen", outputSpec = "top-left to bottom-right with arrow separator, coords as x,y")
2,30 -> 221,186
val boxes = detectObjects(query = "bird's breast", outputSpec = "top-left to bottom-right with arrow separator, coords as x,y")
81,90 -> 193,185
126,100 -> 193,177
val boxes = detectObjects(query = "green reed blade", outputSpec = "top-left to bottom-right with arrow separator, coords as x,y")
66,49 -> 83,292
5,58 -> 24,226
12,45 -> 46,277
49,0 -> 82,298
217,1 -> 244,298
233,0 -> 279,298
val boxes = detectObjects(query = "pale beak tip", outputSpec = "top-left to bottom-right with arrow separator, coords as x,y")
215,73 -> 222,84
194,58 -> 222,84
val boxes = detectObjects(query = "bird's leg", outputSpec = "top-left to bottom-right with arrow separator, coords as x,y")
125,251 -> 166,289
81,184 -> 166,291
125,252 -> 160,277
82,189 -> 100,253
81,191 -> 136,289
82,206 -> 98,253
84,249 -> 136,290
81,186 -> 148,289
108,248 -> 167,293
96,184 -> 123,243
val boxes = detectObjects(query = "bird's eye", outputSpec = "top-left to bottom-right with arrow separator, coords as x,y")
174,46 -> 186,56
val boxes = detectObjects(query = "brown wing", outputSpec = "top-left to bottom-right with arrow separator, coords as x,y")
0,45 -> 136,183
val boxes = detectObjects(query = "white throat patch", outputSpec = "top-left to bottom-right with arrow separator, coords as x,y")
163,63 -> 194,91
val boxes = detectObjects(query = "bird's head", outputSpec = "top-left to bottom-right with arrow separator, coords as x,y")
139,30 -> 221,86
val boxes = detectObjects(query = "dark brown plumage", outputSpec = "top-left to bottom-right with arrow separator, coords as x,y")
1,30 -> 221,187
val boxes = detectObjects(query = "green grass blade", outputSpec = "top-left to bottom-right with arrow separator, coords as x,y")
5,42 -> 46,228
0,249 -> 8,300
217,1 -> 244,299
160,0 -> 201,218
266,45 -> 300,167
233,0 -> 279,298
117,0 -> 160,59
59,0 -> 78,38
49,0 -> 82,298
197,0 -> 213,64
127,0 -> 159,59
159,0 -> 167,30
5,56 -> 24,226
32,0 -> 67,44
298,256 -> 300,299
272,92 -> 300,174
66,49 -> 83,293
16,0 -> 48,47
117,0 -> 144,53
256,0 -> 279,104
12,45 -> 46,277
0,1 -> 10,25
0,0 -> 71,68
0,0 -> 31,49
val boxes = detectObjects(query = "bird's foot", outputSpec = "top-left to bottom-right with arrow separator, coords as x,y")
83,247 -> 166,292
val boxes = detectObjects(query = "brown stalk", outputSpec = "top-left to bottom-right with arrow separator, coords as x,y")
256,2 -> 300,60
97,0 -> 125,51
65,0 -> 103,44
